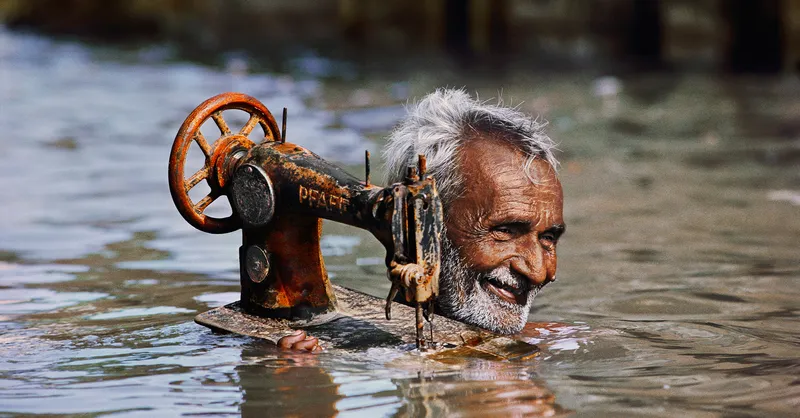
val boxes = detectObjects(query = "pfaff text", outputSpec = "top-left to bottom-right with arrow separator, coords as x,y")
299,185 -> 349,213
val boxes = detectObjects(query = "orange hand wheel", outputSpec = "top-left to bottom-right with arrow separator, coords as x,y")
168,92 -> 281,234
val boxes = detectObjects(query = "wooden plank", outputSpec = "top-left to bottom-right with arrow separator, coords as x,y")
195,284 -> 540,361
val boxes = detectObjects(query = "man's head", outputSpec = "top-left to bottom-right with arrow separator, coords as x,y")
384,89 -> 565,334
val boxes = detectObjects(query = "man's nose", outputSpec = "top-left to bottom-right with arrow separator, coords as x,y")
510,241 -> 552,286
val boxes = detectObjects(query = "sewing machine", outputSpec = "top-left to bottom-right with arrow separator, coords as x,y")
168,93 -> 539,359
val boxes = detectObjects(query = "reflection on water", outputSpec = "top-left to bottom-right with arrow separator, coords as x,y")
1,27 -> 799,416
237,345 -> 563,417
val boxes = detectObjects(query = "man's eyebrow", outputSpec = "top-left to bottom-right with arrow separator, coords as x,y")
491,218 -> 533,227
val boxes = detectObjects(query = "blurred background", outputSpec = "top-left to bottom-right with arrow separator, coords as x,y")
1,0 -> 799,72
0,1 -> 798,417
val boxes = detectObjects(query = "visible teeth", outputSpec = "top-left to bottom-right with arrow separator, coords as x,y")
493,285 -> 516,301
488,278 -> 519,295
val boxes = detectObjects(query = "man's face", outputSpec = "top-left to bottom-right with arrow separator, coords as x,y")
438,137 -> 565,334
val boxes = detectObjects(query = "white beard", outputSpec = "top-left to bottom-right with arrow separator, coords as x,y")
436,236 -> 540,334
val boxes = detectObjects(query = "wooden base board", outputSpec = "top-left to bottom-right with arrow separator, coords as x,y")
195,285 -> 540,361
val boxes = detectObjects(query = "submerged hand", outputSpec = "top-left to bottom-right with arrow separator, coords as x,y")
277,330 -> 323,353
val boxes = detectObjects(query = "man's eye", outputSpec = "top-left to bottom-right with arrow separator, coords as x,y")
490,226 -> 516,240
539,233 -> 560,250
490,222 -> 531,240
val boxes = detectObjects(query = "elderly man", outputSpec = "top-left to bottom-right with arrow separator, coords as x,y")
279,88 -> 564,350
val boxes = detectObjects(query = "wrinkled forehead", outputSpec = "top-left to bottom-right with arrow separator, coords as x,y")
458,137 -> 561,195
446,137 -> 564,230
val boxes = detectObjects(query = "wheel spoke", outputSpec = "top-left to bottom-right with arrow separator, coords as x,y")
195,131 -> 212,157
239,114 -> 261,136
194,190 -> 219,213
184,167 -> 208,193
211,111 -> 232,136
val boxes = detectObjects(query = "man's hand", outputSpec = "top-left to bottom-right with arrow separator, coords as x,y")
277,330 -> 323,353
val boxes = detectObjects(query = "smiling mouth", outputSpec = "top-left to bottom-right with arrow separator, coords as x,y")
481,276 -> 529,305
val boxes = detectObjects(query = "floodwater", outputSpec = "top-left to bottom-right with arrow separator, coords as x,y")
1,27 -> 799,417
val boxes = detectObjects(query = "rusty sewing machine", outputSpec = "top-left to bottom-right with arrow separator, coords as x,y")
168,92 -> 442,350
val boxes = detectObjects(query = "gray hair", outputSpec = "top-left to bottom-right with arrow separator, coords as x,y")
384,88 -> 558,208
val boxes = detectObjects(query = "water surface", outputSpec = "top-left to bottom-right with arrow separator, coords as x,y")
1,28 -> 799,417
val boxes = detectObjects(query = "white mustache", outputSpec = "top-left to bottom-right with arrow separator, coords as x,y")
481,267 -> 544,295
483,267 -> 523,289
